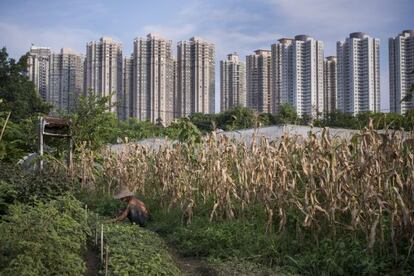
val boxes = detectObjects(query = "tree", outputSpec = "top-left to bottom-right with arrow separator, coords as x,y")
165,118 -> 202,144
400,82 -> 414,105
0,47 -> 50,121
189,112 -> 217,132
69,91 -> 119,150
276,103 -> 299,124
0,48 -> 50,162
216,106 -> 256,130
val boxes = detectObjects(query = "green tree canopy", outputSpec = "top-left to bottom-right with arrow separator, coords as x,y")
69,91 -> 119,150
0,47 -> 50,121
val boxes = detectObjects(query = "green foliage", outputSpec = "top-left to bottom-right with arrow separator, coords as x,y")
0,47 -> 50,121
0,162 -> 77,204
315,110 -> 414,130
148,203 -> 278,261
70,91 -> 120,150
78,192 -> 125,217
0,195 -> 90,275
165,118 -> 202,143
216,106 -> 256,130
189,112 -> 216,132
148,204 -> 413,275
401,84 -> 414,103
0,116 -> 37,162
208,257 -> 284,275
118,118 -> 164,141
258,112 -> 276,127
276,103 -> 299,124
103,223 -> 182,275
0,180 -> 17,217
0,47 -> 50,162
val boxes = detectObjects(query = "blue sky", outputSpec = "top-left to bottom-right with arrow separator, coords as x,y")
1,0 -> 413,112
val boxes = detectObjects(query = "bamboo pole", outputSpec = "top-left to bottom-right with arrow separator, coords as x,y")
0,112 -> 11,143
100,224 -> 104,263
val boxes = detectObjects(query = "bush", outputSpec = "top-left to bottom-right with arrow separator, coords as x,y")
103,223 -> 181,275
0,180 -> 17,216
0,195 -> 90,275
0,162 -> 77,204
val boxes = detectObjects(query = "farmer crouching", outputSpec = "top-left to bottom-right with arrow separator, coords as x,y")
113,187 -> 150,227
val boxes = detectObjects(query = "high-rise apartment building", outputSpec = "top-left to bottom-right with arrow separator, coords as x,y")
220,53 -> 246,111
131,34 -> 174,125
85,37 -> 123,114
324,56 -> 337,114
172,58 -> 178,118
177,37 -> 215,116
27,46 -> 51,101
337,32 -> 380,115
246,49 -> 271,113
271,38 -> 293,115
271,35 -> 324,118
389,30 -> 414,114
49,48 -> 84,113
120,57 -> 132,120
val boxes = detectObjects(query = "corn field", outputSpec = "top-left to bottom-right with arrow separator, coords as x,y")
74,123 -> 414,260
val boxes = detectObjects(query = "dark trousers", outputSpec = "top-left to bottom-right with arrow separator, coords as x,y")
127,206 -> 148,227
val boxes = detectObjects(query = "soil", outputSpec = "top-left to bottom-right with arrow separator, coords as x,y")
85,243 -> 100,276
169,248 -> 218,276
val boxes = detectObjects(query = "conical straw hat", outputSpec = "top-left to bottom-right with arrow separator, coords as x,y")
113,186 -> 134,199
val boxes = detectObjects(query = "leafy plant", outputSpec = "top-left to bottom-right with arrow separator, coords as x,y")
0,195 -> 90,275
102,223 -> 181,275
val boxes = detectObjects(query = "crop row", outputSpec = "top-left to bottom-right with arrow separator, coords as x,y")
75,124 -> 414,265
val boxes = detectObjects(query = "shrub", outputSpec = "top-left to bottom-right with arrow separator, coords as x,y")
103,223 -> 181,275
0,195 -> 90,275
0,162 -> 77,204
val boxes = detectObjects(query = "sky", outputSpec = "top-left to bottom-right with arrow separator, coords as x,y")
0,0 -> 413,112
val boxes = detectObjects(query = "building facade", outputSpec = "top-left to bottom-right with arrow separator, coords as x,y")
85,37 -> 123,114
27,46 -> 51,101
120,57 -> 133,120
131,34 -> 174,125
324,56 -> 337,114
49,48 -> 84,113
271,38 -> 294,114
337,32 -> 380,115
220,53 -> 246,112
246,49 -> 272,113
271,35 -> 324,118
177,37 -> 215,116
389,30 -> 414,114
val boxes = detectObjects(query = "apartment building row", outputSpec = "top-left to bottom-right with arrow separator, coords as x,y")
220,30 -> 414,117
27,34 -> 215,125
221,33 -> 380,118
27,30 -> 414,122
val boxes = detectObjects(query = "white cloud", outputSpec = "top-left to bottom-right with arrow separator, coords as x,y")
264,0 -> 399,29
0,22 -> 100,57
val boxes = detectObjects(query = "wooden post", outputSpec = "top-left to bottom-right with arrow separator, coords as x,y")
68,125 -> 73,171
105,245 -> 109,276
95,214 -> 98,245
100,224 -> 104,263
38,117 -> 44,171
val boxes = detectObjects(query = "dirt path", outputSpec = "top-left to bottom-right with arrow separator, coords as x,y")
85,244 -> 99,276
169,248 -> 218,276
